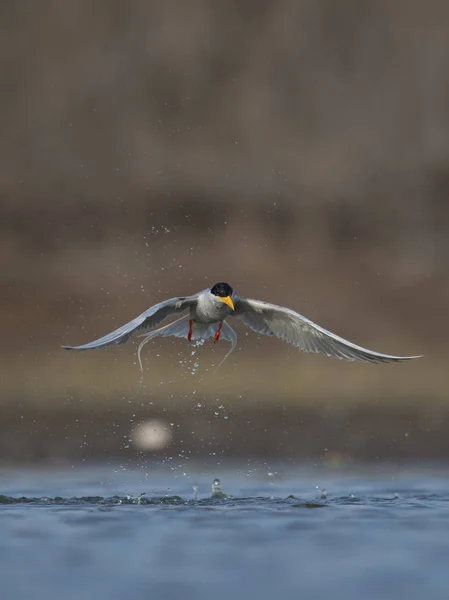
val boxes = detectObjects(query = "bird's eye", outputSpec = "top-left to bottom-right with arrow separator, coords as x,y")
211,282 -> 233,297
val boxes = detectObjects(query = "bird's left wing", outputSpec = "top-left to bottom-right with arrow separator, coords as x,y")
62,295 -> 197,350
233,297 -> 422,363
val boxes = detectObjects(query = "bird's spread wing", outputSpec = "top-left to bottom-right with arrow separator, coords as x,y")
62,295 -> 197,350
233,297 -> 422,363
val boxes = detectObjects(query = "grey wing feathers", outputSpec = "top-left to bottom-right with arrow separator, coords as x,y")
233,297 -> 422,364
61,296 -> 196,351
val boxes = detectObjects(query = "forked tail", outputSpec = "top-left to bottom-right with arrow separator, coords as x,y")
137,315 -> 237,372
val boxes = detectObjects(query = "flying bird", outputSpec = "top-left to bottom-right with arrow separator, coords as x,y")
62,282 -> 422,369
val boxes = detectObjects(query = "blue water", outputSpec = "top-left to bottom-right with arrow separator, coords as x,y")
1,463 -> 449,600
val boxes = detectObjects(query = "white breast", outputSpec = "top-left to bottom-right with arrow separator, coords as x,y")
193,292 -> 231,324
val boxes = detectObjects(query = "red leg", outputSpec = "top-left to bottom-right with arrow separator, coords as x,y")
188,320 -> 193,342
214,322 -> 223,343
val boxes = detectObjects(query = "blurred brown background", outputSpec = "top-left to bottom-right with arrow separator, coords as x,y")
1,0 -> 449,462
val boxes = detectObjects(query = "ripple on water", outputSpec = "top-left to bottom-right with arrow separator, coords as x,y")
1,492 -> 448,511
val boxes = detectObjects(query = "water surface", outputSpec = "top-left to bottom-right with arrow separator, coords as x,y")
1,463 -> 449,600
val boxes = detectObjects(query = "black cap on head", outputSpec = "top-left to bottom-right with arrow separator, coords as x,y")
210,282 -> 233,297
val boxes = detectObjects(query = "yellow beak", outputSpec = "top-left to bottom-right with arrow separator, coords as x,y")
219,296 -> 235,311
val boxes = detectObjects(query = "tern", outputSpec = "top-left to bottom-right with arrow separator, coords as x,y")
62,282 -> 422,369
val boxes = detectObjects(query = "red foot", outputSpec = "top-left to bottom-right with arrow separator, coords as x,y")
188,320 -> 193,342
214,322 -> 223,343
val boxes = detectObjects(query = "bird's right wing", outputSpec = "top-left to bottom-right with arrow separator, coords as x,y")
61,295 -> 197,350
233,297 -> 422,364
